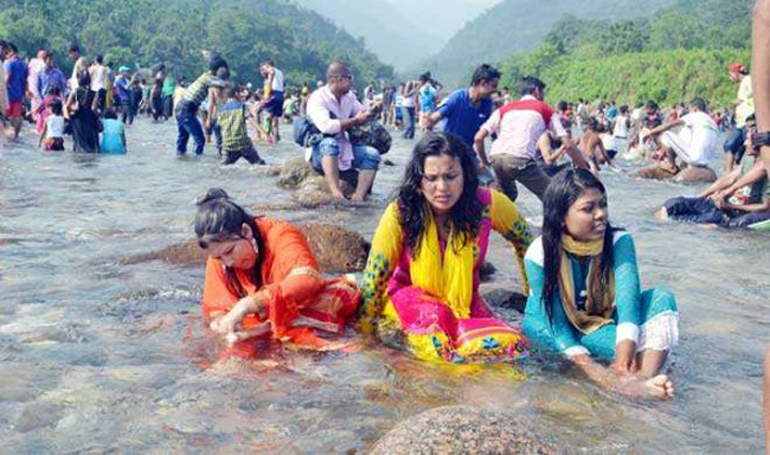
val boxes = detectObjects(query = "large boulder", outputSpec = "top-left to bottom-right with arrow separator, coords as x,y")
274,157 -> 360,207
635,165 -> 717,184
120,223 -> 370,273
370,405 -> 555,454
674,166 -> 717,184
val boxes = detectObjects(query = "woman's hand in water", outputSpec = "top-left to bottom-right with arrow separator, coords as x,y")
210,294 -> 264,335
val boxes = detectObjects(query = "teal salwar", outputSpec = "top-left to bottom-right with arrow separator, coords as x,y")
522,231 -> 679,360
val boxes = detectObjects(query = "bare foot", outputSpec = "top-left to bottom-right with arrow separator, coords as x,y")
350,193 -> 367,203
645,374 -> 675,399
618,374 -> 675,400
330,190 -> 348,201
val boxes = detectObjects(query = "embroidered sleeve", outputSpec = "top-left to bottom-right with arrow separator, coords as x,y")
489,189 -> 533,293
360,202 -> 403,334
261,225 -> 324,338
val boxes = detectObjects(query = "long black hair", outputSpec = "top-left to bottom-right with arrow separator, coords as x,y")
397,132 -> 481,253
541,169 -> 617,319
194,188 -> 265,298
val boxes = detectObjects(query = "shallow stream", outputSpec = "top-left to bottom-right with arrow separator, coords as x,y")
0,119 -> 767,453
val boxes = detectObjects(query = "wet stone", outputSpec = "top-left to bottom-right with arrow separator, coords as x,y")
13,402 -> 62,433
370,405 -> 556,454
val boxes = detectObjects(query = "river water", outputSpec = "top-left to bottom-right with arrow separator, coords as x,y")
0,118 -> 767,453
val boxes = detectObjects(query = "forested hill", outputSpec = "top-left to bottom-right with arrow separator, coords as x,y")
424,0 -> 677,86
498,0 -> 754,108
0,0 -> 394,87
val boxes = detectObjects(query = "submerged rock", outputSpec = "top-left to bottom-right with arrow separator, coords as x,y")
13,402 -> 62,433
635,165 -> 717,184
674,166 -> 717,184
120,223 -> 370,273
370,405 -> 555,454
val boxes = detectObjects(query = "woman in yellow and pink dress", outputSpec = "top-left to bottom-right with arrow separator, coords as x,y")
359,132 -> 533,363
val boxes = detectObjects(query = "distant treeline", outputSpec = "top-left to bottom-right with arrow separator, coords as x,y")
0,0 -> 394,88
497,0 -> 753,107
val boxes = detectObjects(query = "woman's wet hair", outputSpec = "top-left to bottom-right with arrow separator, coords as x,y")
540,169 -> 618,320
194,188 -> 265,296
397,132 -> 481,253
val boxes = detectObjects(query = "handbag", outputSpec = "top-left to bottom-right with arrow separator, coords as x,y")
348,121 -> 392,155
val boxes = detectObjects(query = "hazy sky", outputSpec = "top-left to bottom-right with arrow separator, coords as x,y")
384,0 -> 501,37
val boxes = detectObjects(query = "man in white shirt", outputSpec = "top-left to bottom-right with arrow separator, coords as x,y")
90,54 -> 108,114
648,98 -> 718,174
306,61 -> 380,202
473,76 -> 571,202
261,60 -> 285,143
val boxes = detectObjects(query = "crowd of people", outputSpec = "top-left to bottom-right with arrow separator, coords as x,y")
3,17 -> 770,436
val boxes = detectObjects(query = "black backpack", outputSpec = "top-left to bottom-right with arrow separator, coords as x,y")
348,121 -> 392,155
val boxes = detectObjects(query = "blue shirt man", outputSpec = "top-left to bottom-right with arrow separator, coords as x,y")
426,64 -> 500,149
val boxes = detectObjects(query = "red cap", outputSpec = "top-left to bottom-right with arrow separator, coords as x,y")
729,62 -> 745,74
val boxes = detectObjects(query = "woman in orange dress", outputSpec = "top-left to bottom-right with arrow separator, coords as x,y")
195,188 -> 360,352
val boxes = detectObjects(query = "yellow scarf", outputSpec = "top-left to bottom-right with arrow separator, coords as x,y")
559,234 -> 615,334
410,210 -> 475,319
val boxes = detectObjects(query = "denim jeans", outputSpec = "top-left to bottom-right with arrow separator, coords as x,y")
176,110 -> 205,155
723,127 -> 746,164
310,137 -> 380,172
403,107 -> 416,139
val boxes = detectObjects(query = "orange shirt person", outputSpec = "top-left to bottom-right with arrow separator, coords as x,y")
195,188 -> 360,352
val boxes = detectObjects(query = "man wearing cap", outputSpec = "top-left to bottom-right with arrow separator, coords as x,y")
723,62 -> 754,172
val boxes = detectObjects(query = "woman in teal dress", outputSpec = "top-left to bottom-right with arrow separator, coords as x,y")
523,169 -> 679,399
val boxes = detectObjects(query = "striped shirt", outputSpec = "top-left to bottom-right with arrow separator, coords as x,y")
218,100 -> 252,152
181,73 -> 223,109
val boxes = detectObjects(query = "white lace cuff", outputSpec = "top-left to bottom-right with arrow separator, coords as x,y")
564,345 -> 590,358
639,311 -> 679,352
616,322 -> 640,345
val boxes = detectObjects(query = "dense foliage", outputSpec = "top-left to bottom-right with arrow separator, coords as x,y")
425,0 -> 677,86
497,0 -> 753,107
0,0 -> 394,88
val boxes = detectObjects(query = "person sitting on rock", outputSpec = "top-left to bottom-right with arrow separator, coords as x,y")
359,132 -> 532,363
306,61 -> 381,202
657,116 -> 770,228
195,188 -> 360,355
523,169 -> 679,400
646,98 -> 718,176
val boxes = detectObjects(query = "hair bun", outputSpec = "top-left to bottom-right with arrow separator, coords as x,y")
196,188 -> 230,206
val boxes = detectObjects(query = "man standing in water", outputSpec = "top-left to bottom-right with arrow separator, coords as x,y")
3,43 -> 28,140
474,76 -> 572,202
723,62 -> 754,172
261,60 -> 284,143
424,64 -> 499,176
67,43 -> 88,91
38,52 -> 68,100
174,56 -> 228,156
418,73 -> 437,132
306,61 -> 380,202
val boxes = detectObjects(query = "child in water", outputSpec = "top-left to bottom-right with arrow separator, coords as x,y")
37,99 -> 65,151
100,109 -> 127,154
217,83 -> 265,165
